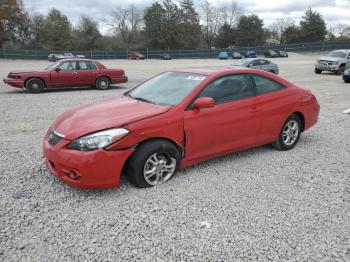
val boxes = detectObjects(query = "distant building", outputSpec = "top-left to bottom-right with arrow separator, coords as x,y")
265,38 -> 281,46
341,27 -> 350,38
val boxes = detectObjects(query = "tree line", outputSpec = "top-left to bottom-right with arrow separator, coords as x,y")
0,0 -> 346,51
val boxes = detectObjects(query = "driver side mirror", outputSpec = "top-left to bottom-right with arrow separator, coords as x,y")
55,67 -> 61,72
193,97 -> 215,110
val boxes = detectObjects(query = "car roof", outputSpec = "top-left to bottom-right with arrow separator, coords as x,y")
58,58 -> 94,62
172,66 -> 261,76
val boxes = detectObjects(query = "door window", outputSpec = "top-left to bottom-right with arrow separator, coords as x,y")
60,61 -> 77,71
259,59 -> 270,65
198,74 -> 255,104
79,61 -> 97,70
252,74 -> 285,95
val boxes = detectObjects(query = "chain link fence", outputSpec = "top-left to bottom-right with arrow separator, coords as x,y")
1,40 -> 350,60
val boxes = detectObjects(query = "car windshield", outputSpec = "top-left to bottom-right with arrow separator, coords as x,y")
327,51 -> 347,58
232,60 -> 249,66
45,62 -> 60,70
126,72 -> 206,106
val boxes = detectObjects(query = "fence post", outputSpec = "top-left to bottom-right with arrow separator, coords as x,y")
147,48 -> 149,59
3,48 -> 5,59
90,50 -> 92,59
321,41 -> 324,51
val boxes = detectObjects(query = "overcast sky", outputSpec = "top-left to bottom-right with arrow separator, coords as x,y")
22,0 -> 350,34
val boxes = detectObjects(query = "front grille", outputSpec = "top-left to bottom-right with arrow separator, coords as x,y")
48,130 -> 63,146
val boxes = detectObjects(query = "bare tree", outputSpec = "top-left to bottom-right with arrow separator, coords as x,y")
268,18 -> 295,40
109,5 -> 143,45
220,0 -> 242,27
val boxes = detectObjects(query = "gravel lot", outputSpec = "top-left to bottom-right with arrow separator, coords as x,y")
0,54 -> 349,261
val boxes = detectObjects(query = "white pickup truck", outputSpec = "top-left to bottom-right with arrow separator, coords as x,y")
315,49 -> 350,75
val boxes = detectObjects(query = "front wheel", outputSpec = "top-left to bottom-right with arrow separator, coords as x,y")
272,114 -> 302,151
315,68 -> 322,74
95,76 -> 110,90
337,66 -> 345,75
128,140 -> 180,188
25,78 -> 45,93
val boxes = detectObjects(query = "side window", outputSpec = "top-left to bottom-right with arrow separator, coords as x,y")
60,61 -> 77,71
79,61 -> 97,70
260,59 -> 270,65
250,60 -> 260,67
198,74 -> 255,104
253,74 -> 285,95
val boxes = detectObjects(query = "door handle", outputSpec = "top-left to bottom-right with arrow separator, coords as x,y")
72,72 -> 78,74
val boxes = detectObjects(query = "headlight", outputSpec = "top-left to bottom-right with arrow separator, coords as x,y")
67,128 -> 129,151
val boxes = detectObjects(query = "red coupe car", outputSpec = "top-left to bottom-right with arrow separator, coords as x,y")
43,68 -> 320,189
3,59 -> 128,93
127,52 -> 145,60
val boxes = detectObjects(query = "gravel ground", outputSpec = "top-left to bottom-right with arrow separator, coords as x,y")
0,54 -> 349,261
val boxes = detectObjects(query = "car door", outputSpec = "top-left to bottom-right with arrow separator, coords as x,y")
183,74 -> 262,161
248,59 -> 261,70
259,59 -> 271,72
250,73 -> 291,143
75,60 -> 98,85
50,61 -> 79,87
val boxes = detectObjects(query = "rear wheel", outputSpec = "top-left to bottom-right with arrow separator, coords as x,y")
128,140 -> 180,188
272,114 -> 302,151
315,68 -> 322,74
95,76 -> 110,90
25,78 -> 45,93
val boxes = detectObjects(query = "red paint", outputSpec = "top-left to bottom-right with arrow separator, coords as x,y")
127,52 -> 145,60
43,68 -> 320,189
3,59 -> 127,90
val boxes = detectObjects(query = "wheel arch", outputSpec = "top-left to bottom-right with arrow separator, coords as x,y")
121,137 -> 184,178
292,111 -> 305,132
96,75 -> 112,83
24,77 -> 46,88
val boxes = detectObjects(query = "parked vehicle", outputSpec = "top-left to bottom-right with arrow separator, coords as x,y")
160,53 -> 172,60
231,58 -> 279,74
43,67 -> 319,189
232,52 -> 242,59
277,50 -> 288,57
243,51 -> 257,58
76,55 -> 86,58
315,49 -> 350,75
63,53 -> 75,58
218,52 -> 229,60
264,50 -> 279,58
48,53 -> 65,62
3,59 -> 128,93
128,52 -> 145,60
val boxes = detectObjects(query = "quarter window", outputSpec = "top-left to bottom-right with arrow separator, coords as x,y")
198,74 -> 255,104
252,75 -> 285,95
60,61 -> 77,71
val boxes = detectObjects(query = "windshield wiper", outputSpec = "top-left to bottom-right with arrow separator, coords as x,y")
131,96 -> 156,104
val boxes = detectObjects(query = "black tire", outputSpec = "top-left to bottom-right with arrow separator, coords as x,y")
344,79 -> 350,83
128,139 -> 181,188
315,68 -> 322,74
25,78 -> 45,93
272,114 -> 302,151
269,70 -> 275,74
95,76 -> 110,90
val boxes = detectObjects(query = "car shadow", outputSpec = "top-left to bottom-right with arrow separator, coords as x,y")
2,85 -> 128,94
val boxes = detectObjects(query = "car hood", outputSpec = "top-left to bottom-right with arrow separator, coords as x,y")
318,56 -> 345,62
9,70 -> 47,75
52,96 -> 171,140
